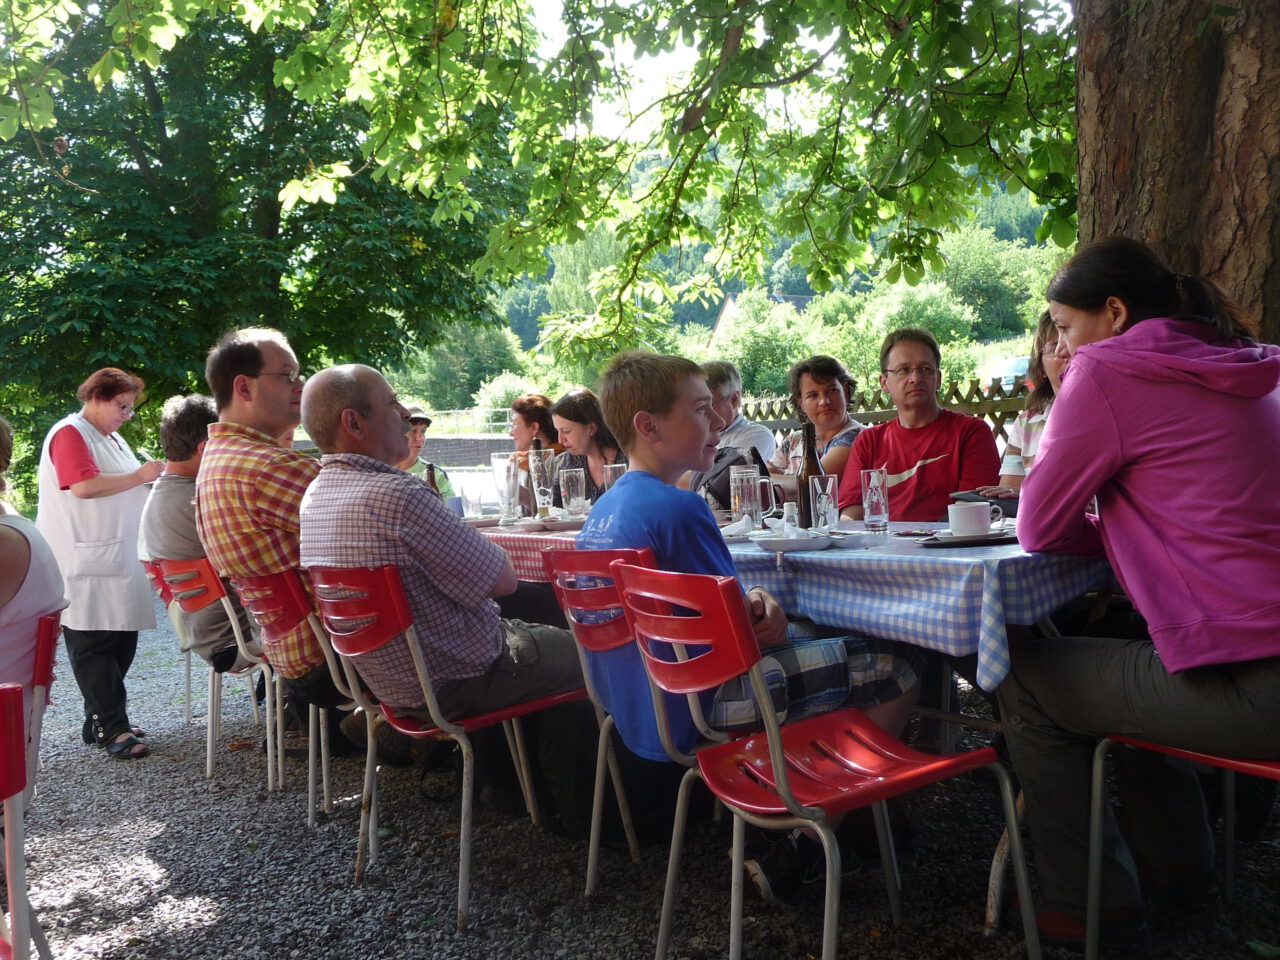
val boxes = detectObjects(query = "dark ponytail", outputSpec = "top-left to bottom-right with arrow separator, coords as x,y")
1046,236 -> 1255,344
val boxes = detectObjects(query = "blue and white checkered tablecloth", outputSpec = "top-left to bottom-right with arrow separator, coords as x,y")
728,528 -> 1112,691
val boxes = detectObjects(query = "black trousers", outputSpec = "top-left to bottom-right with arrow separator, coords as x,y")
63,627 -> 138,743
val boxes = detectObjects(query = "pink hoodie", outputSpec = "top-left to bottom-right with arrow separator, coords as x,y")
1019,318 -> 1280,672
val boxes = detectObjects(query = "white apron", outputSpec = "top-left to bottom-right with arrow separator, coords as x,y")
34,412 -> 156,632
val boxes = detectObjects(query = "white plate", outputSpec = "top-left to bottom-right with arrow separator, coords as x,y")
542,517 -> 587,532
722,532 -> 752,544
461,515 -> 501,528
753,534 -> 834,552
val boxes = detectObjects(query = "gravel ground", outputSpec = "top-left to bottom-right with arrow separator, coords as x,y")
19,601 -> 1279,960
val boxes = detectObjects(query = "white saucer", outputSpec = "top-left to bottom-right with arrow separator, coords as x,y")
502,520 -> 546,532
461,515 -> 501,528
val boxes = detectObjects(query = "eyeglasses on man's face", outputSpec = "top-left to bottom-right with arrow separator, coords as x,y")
884,364 -> 938,379
252,370 -> 306,385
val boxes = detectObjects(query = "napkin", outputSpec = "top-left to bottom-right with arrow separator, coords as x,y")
722,515 -> 754,536
762,516 -> 817,539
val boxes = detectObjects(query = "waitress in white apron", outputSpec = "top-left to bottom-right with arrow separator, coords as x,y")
35,368 -> 163,759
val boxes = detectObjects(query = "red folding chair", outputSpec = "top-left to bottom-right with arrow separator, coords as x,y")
157,559 -> 277,789
142,559 -> 198,724
231,570 -> 353,825
543,547 -> 654,895
307,564 -> 587,931
1086,738 -> 1280,960
609,560 -> 1041,960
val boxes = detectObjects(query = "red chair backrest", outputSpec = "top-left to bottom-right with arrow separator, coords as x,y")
32,613 -> 60,695
307,566 -> 414,658
141,559 -> 175,606
231,570 -> 311,644
0,683 -> 25,800
542,547 -> 655,653
156,557 -> 228,615
609,561 -> 761,697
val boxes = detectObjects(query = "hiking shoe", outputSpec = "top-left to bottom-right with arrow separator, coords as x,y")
743,833 -> 825,906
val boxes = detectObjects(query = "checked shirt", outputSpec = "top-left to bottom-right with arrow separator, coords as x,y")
195,422 -> 321,679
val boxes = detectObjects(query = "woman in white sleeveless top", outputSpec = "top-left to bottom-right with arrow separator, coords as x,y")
34,370 -> 162,759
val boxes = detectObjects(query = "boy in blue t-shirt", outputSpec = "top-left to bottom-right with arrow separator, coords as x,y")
576,350 -> 921,902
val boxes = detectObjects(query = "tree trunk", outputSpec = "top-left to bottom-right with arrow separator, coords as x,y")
1073,1 -> 1280,342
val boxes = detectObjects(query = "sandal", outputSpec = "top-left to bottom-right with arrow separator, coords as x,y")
107,734 -> 150,760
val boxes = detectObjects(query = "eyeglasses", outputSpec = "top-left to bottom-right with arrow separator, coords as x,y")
116,401 -> 135,417
884,364 -> 938,379
252,370 -> 306,385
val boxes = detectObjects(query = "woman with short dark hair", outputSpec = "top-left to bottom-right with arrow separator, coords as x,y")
35,368 -> 163,759
549,388 -> 625,505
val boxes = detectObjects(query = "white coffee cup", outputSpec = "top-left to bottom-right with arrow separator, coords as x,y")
948,500 -> 1004,537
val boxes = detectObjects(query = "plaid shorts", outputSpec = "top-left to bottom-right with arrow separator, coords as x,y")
710,634 -> 924,734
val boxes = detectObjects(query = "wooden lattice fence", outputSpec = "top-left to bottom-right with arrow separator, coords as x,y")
742,378 -> 1029,447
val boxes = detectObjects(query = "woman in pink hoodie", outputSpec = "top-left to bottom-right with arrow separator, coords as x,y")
999,237 -> 1280,952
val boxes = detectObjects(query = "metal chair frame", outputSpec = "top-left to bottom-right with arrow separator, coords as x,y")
156,558 -> 278,790
1086,736 -> 1280,960
230,569 -> 355,825
307,563 -> 587,931
1,682 -> 53,960
542,547 -> 653,895
609,560 -> 1041,960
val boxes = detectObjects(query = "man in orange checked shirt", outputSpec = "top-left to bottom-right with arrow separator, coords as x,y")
194,328 -> 358,748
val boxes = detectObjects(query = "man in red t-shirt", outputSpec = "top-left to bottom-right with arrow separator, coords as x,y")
838,328 -> 999,522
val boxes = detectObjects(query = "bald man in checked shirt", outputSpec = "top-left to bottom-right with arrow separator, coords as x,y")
297,364 -> 582,719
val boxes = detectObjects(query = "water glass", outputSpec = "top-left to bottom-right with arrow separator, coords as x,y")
729,465 -> 763,529
460,487 -> 484,519
490,452 -> 521,523
601,462 -> 626,490
560,467 -> 588,517
528,449 -> 556,518
809,474 -> 840,531
860,467 -> 889,532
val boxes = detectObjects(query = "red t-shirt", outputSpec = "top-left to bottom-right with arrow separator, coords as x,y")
49,425 -> 102,489
837,409 -> 1000,522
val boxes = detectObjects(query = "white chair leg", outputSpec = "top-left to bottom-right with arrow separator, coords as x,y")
991,763 -> 1041,960
504,717 -> 541,826
274,675 -> 286,789
29,902 -> 52,960
5,791 -> 31,960
729,814 -> 746,960
815,821 -> 843,960
307,705 -> 319,827
205,668 -> 218,779
585,717 -> 613,897
354,713 -> 379,883
456,733 -> 475,933
247,669 -> 260,726
183,649 -> 192,725
320,710 -> 332,814
654,767 -> 699,960
262,666 -> 277,793
872,801 -> 903,925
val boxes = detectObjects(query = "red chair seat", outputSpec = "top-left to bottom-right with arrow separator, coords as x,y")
380,688 -> 587,739
698,713 -> 999,817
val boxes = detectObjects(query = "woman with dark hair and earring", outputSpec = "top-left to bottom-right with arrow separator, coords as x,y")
35,368 -> 163,759
549,388 -> 626,505
978,311 -> 1069,498
998,236 -> 1280,951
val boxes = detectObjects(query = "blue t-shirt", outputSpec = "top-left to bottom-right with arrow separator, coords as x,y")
575,470 -> 733,761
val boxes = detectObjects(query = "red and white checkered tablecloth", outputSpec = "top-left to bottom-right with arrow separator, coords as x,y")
479,527 -> 580,581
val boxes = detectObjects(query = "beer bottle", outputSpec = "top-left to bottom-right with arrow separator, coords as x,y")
425,463 -> 441,494
795,422 -> 824,529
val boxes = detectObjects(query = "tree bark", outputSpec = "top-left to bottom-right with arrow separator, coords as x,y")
1074,0 -> 1280,341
